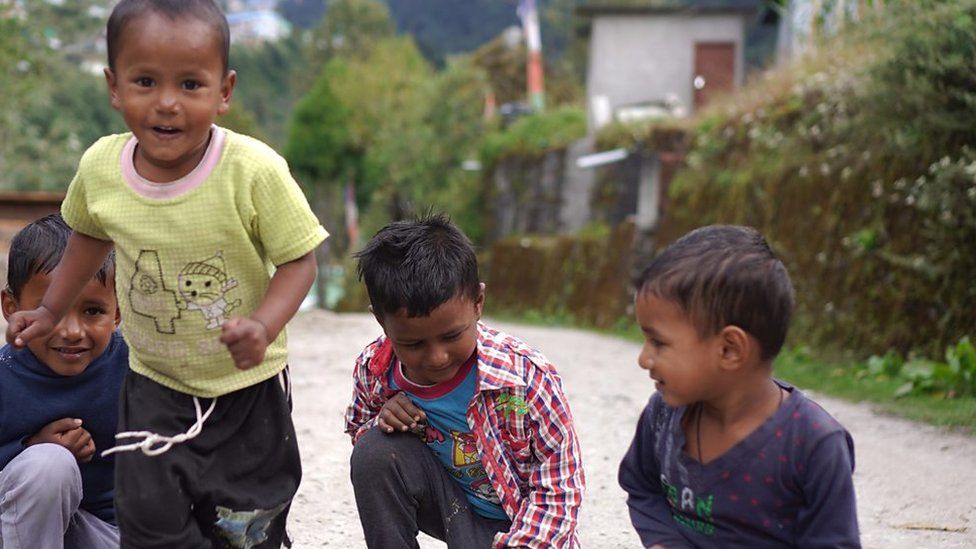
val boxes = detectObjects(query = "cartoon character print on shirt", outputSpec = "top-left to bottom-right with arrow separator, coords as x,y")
415,423 -> 445,444
452,430 -> 480,467
129,250 -> 182,334
177,252 -> 242,330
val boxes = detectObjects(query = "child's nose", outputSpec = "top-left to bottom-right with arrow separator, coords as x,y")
425,347 -> 451,370
58,314 -> 84,341
638,346 -> 654,371
156,89 -> 179,112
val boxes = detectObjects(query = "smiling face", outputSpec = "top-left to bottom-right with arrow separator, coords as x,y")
377,289 -> 484,386
104,11 -> 235,183
2,272 -> 120,376
634,292 -> 721,407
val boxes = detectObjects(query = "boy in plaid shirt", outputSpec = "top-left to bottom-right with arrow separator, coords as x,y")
344,214 -> 584,548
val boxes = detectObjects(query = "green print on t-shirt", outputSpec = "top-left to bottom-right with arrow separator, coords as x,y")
661,474 -> 715,536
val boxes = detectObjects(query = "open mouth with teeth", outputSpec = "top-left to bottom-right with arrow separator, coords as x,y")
153,126 -> 181,135
54,347 -> 89,358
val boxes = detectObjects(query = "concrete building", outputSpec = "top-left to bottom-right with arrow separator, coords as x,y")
580,1 -> 758,132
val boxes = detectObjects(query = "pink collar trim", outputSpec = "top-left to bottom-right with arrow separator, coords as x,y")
121,126 -> 225,200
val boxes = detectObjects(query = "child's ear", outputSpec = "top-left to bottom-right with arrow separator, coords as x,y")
474,283 -> 486,318
717,326 -> 752,371
113,303 -> 121,329
1,289 -> 17,321
104,67 -> 121,110
217,70 -> 237,116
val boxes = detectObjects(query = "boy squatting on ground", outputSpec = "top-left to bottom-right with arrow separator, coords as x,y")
344,215 -> 585,548
0,214 -> 125,549
618,225 -> 860,548
5,1 -> 327,546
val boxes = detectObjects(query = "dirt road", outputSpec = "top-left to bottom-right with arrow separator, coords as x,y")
287,311 -> 976,548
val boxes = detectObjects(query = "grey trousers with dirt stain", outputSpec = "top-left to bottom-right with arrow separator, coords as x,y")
350,428 -> 511,549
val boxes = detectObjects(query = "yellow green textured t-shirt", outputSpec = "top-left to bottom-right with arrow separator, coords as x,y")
62,127 -> 328,397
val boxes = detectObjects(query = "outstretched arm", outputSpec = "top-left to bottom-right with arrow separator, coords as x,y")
220,251 -> 317,369
6,231 -> 112,347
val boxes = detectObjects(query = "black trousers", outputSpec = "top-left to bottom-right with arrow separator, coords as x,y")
350,428 -> 511,549
114,370 -> 301,548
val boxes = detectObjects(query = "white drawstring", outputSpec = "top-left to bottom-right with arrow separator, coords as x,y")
102,397 -> 217,457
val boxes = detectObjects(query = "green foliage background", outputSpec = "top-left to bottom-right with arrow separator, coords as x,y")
648,0 -> 976,358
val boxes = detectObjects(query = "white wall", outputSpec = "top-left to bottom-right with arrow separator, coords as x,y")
586,13 -> 747,131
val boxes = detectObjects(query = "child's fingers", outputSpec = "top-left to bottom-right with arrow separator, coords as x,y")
76,436 -> 96,463
392,392 -> 424,422
46,418 -> 84,435
5,315 -> 27,346
219,321 -> 243,345
377,415 -> 396,434
12,318 -> 40,347
60,427 -> 86,449
379,404 -> 414,432
382,407 -> 411,430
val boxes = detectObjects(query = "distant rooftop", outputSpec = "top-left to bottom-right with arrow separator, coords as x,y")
578,0 -> 759,16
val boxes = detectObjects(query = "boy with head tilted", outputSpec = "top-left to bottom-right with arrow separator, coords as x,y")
0,214 -> 125,548
619,225 -> 860,548
345,214 -> 584,548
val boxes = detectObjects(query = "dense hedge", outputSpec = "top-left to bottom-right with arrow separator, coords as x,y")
486,222 -> 635,328
479,107 -> 586,167
656,0 -> 976,356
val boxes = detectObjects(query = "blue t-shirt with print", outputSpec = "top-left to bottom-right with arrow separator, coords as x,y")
390,355 -> 507,520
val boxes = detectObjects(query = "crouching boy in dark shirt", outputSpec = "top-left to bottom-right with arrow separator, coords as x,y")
0,214 -> 125,548
619,225 -> 860,548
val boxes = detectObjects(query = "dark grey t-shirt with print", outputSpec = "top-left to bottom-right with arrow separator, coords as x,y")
619,382 -> 860,548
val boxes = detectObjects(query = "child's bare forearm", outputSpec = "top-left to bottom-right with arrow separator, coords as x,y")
251,251 -> 317,340
42,231 -> 113,319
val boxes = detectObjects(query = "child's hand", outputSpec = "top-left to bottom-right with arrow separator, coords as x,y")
219,317 -> 270,370
378,392 -> 427,434
26,418 -> 96,463
5,306 -> 58,348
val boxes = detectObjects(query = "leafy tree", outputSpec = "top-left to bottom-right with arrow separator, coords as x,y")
230,35 -> 306,147
307,0 -> 395,67
0,5 -> 123,190
471,28 -> 582,108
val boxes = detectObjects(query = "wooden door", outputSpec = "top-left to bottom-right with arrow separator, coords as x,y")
693,42 -> 736,111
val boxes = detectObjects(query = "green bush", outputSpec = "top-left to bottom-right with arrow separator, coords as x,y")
479,107 -> 586,168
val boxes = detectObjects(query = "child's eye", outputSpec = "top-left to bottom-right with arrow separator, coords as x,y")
443,332 -> 462,342
84,307 -> 106,316
135,77 -> 154,87
182,80 -> 201,90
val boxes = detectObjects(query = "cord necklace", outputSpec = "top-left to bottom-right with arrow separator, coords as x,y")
696,383 -> 784,464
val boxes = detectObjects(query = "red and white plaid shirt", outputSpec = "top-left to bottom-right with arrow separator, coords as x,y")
344,322 -> 585,548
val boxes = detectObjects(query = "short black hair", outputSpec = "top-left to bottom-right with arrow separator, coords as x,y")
106,0 -> 230,73
5,214 -> 115,300
356,214 -> 481,318
636,225 -> 794,361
